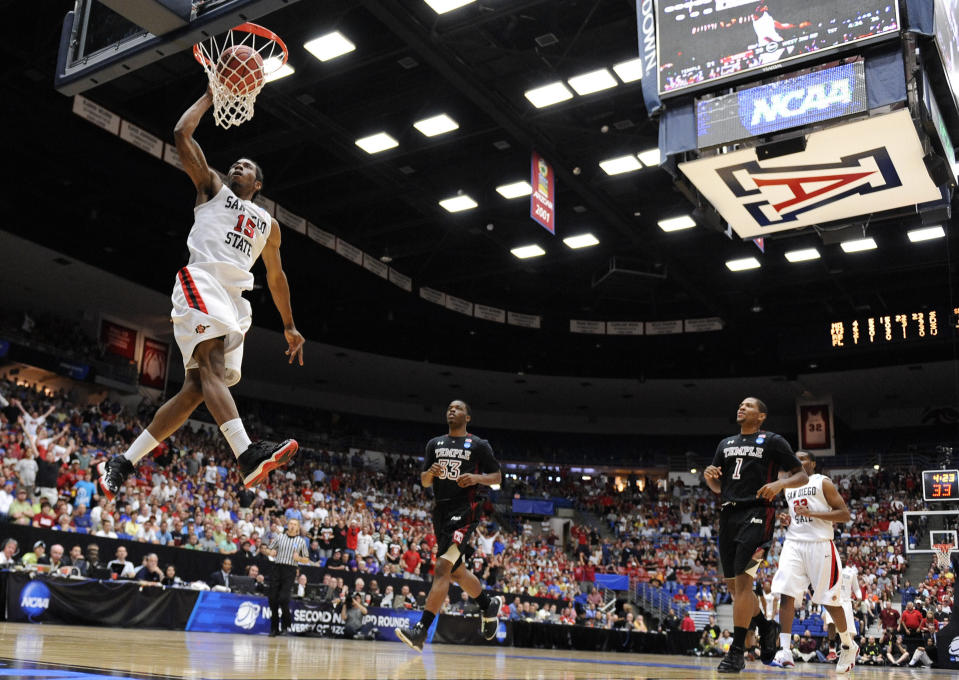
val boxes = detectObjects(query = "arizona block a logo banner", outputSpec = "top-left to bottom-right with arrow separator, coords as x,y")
679,109 -> 943,239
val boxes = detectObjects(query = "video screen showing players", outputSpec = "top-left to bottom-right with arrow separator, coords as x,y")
934,0 -> 959,114
657,0 -> 900,95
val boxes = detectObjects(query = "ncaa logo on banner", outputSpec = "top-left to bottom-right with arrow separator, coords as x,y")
235,601 -> 261,630
20,580 -> 51,621
680,109 -> 943,239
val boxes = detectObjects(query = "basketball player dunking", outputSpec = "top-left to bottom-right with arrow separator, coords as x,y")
704,397 -> 808,673
395,400 -> 503,651
771,450 -> 859,672
98,89 -> 305,499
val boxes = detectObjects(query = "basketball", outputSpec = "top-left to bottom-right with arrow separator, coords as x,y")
215,45 -> 264,95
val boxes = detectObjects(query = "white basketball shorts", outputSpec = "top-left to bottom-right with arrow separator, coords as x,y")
821,601 -> 856,631
771,539 -> 843,606
171,265 -> 250,387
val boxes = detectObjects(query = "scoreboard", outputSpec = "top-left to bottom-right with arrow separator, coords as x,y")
828,307 -> 959,349
923,470 -> 959,501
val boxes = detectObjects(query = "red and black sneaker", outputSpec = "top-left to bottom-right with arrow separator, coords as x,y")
97,456 -> 134,502
237,439 -> 298,488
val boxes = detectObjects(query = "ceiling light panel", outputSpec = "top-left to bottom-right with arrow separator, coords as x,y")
657,215 -> 696,232
439,195 -> 478,212
262,57 -> 294,83
524,82 -> 574,108
784,248 -> 821,262
567,69 -> 617,95
413,113 -> 459,137
563,233 -> 600,249
304,31 -> 356,62
725,257 -> 761,271
636,148 -> 660,166
495,181 -> 532,199
612,58 -> 643,83
907,226 -> 945,242
354,132 -> 398,154
511,245 -> 546,259
424,0 -> 475,14
599,154 -> 641,175
840,238 -> 877,253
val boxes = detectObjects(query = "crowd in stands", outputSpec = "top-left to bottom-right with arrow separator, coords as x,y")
0,373 -> 955,655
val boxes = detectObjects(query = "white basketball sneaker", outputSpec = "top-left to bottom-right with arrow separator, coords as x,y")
771,649 -> 795,668
836,641 -> 859,674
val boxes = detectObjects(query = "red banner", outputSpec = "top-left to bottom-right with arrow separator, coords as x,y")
530,151 -> 555,234
139,338 -> 169,389
100,319 -> 137,360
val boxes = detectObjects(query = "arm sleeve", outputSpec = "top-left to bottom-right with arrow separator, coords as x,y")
771,435 -> 802,471
711,441 -> 724,468
477,440 -> 500,473
422,440 -> 435,472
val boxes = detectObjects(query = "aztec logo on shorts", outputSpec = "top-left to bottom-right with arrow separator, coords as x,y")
195,324 -> 210,334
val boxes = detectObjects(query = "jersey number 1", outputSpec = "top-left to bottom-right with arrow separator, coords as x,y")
731,457 -> 744,479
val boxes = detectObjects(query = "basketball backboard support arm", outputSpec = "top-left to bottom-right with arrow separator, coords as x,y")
55,0 -> 303,96
97,0 -> 193,36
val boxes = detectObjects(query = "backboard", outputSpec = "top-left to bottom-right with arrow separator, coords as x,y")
904,509 -> 959,558
55,0 -> 303,95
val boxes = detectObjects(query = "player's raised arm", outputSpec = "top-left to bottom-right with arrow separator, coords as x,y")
173,90 -> 222,202
261,220 -> 305,366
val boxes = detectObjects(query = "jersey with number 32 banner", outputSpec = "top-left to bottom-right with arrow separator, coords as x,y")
423,434 -> 500,507
711,431 -> 801,506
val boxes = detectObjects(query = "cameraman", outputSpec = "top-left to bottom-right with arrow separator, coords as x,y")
337,587 -> 377,640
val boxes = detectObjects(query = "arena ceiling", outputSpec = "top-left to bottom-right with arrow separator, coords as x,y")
4,1 -> 958,379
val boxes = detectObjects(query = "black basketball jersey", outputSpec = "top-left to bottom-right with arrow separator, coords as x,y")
711,430 -> 802,506
423,433 -> 500,507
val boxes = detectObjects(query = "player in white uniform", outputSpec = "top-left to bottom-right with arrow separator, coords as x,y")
98,88 -> 306,498
822,563 -> 861,644
770,451 -> 859,673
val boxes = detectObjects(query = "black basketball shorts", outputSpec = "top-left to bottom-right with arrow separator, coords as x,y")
718,503 -> 776,579
433,501 -> 480,572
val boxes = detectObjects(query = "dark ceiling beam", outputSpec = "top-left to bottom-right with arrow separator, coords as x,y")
360,0 -> 727,319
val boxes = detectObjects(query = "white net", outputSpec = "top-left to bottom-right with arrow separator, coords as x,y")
193,23 -> 287,129
933,544 -> 954,571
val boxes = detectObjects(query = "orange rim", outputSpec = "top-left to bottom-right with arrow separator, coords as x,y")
193,22 -> 289,73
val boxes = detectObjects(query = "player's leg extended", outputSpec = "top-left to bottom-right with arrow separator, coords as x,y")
396,556 -> 454,651
192,337 -> 239,425
98,369 -> 205,500
451,562 -> 502,640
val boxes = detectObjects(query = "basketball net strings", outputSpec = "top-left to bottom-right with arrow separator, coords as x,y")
197,29 -> 282,129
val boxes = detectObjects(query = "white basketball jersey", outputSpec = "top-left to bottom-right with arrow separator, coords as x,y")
186,184 -> 273,290
804,410 -> 827,447
784,473 -> 834,541
839,565 -> 859,603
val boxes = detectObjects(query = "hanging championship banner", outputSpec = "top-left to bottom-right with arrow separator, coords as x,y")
796,395 -> 836,456
140,338 -> 169,389
100,319 -> 137,360
530,151 -> 556,234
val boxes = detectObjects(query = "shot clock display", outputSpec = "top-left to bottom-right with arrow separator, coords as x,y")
829,307 -> 959,349
923,469 -> 959,501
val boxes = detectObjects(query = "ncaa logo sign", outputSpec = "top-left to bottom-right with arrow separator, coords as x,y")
20,580 -> 51,620
234,601 -> 261,630
680,109 -> 943,239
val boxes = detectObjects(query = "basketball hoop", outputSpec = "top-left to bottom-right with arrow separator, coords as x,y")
193,23 -> 288,129
933,543 -> 954,570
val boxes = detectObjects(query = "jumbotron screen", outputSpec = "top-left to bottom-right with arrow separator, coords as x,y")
657,0 -> 901,96
934,0 -> 959,115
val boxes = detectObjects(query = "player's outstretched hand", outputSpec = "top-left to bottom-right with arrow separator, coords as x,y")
756,480 -> 783,501
456,473 -> 480,487
703,465 -> 722,480
284,328 -> 305,365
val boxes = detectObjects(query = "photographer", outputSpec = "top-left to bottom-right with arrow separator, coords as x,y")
338,587 -> 377,640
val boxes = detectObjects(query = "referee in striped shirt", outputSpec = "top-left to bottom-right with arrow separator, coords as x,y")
261,518 -> 310,636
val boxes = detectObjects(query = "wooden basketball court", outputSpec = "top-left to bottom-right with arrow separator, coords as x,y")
0,623 -> 953,679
